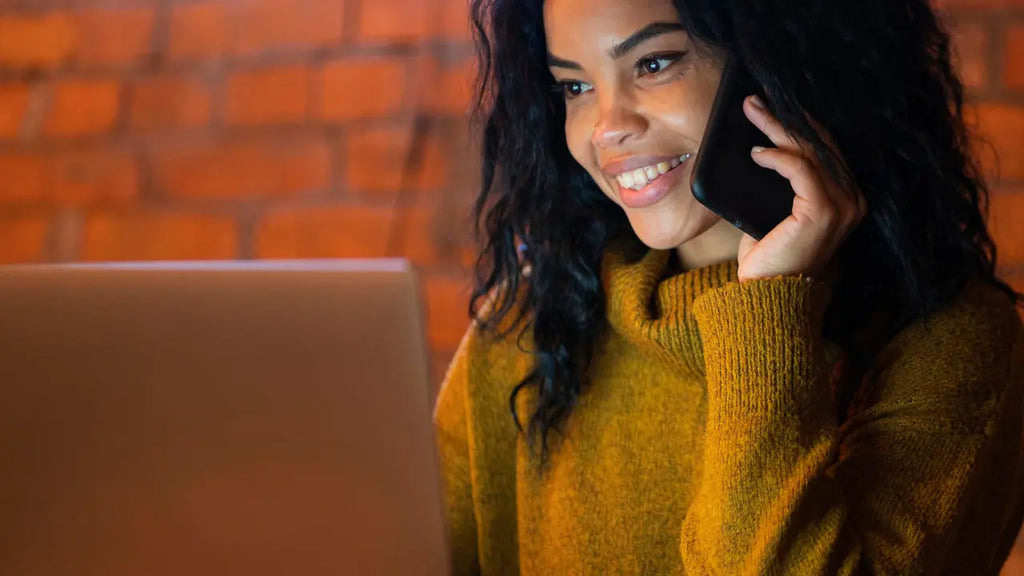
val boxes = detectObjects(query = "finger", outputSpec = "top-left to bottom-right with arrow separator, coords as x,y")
745,96 -> 867,211
804,112 -> 841,156
750,100 -> 867,226
747,98 -> 847,184
750,146 -> 835,211
802,112 -> 857,180
806,113 -> 860,188
744,95 -> 807,154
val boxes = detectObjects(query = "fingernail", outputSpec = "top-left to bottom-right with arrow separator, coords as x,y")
752,146 -> 766,153
750,95 -> 766,110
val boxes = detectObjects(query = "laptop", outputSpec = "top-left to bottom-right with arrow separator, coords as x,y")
0,259 -> 450,575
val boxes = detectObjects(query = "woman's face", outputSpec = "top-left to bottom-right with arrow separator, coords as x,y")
544,0 -> 728,251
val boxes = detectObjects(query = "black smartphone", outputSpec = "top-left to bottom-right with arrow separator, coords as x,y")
689,53 -> 794,240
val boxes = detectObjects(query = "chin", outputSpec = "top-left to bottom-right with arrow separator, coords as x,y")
624,211 -> 693,250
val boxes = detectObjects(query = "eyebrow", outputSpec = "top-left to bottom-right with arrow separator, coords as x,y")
547,22 -> 687,70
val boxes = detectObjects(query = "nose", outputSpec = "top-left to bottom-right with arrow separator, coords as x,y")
590,93 -> 646,149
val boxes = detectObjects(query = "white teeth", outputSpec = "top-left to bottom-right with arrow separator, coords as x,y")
632,168 -> 648,187
620,171 -> 635,188
615,153 -> 692,190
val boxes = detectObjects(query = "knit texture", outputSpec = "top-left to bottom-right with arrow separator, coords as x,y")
433,241 -> 1024,575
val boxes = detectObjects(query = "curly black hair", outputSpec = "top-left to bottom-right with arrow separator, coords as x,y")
468,0 -> 1023,461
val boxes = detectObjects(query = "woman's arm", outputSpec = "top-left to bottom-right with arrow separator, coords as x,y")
679,275 -> 1024,575
434,328 -> 483,576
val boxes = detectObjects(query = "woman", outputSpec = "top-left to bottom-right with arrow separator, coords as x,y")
434,0 -> 1024,573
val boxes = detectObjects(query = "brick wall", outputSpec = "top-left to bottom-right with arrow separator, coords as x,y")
0,0 -> 478,388
941,0 -> 1024,308
0,0 -> 1021,390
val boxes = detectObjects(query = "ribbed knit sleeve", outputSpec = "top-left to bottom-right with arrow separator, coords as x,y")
681,276 -> 1024,575
434,326 -> 483,576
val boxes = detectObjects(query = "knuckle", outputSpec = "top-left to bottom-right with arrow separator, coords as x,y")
847,196 -> 868,227
818,201 -> 840,223
843,210 -> 860,230
796,156 -> 816,178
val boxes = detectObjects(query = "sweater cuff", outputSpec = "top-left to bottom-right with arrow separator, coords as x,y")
691,275 -> 834,419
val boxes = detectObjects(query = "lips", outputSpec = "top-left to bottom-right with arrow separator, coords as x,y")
613,153 -> 693,190
602,152 -> 692,176
611,152 -> 694,209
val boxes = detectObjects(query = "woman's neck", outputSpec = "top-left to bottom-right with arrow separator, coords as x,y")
674,218 -> 745,272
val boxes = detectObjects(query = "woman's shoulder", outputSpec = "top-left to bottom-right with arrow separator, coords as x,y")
902,277 -> 1022,353
437,281 -> 536,408
862,276 -> 1023,414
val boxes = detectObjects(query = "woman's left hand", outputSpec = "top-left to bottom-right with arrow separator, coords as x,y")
735,95 -> 868,284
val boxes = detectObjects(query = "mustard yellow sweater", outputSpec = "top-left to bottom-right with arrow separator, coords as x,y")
434,241 -> 1024,575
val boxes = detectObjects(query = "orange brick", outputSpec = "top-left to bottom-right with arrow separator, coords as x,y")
415,131 -> 451,192
440,0 -> 473,42
394,206 -> 448,266
423,272 -> 471,351
0,13 -> 77,70
458,243 -> 476,270
168,2 -> 227,61
0,153 -> 47,203
342,126 -> 451,197
42,79 -> 120,138
225,65 -> 311,127
1004,23 -> 1024,90
169,0 -> 343,61
971,104 -> 1024,182
257,204 -> 452,265
357,0 -> 431,43
255,205 -> 392,258
82,210 -> 237,261
231,0 -> 344,56
0,214 -> 50,263
321,58 -> 406,121
50,147 -> 139,205
989,191 -> 1024,268
0,82 -> 32,138
74,8 -> 156,68
949,19 -> 990,91
1004,268 -> 1024,297
152,136 -> 331,199
129,74 -> 211,132
422,57 -> 475,116
342,126 -> 411,196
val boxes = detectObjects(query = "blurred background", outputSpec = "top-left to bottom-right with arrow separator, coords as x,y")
0,0 -> 1022,569
0,0 -> 478,389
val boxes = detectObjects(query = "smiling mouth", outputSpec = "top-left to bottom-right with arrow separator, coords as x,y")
614,153 -> 693,190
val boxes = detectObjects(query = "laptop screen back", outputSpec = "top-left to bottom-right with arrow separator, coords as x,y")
0,260 -> 449,576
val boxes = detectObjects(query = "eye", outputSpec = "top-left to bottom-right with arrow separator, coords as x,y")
637,52 -> 684,77
557,80 -> 593,101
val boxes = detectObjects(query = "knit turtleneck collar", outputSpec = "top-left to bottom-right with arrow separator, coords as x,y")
601,239 -> 739,378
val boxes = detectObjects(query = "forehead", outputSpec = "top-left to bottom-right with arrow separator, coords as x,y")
543,0 -> 682,52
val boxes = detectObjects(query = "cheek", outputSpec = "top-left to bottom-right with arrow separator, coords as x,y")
647,90 -> 702,141
564,109 -> 611,192
563,111 -> 591,169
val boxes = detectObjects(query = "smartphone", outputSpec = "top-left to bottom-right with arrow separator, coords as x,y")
689,53 -> 795,240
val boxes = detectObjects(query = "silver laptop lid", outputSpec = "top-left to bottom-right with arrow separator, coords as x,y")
0,259 -> 450,576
